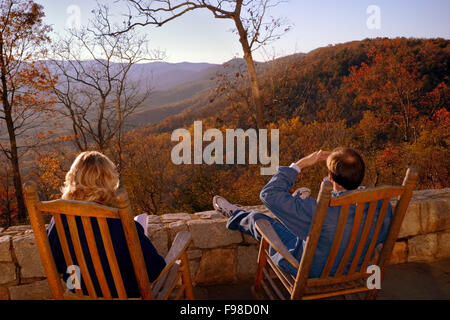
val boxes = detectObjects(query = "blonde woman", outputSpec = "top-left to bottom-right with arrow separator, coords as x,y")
47,151 -> 166,298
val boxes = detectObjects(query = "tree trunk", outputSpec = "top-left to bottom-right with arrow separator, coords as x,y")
402,107 -> 410,142
4,111 -> 27,222
234,17 -> 265,129
0,38 -> 27,222
243,51 -> 265,129
97,96 -> 106,151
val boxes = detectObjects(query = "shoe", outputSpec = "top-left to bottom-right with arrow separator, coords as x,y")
213,195 -> 240,218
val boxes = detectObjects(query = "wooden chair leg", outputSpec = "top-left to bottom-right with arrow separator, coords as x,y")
253,238 -> 269,295
365,289 -> 379,300
366,269 -> 384,300
180,251 -> 194,300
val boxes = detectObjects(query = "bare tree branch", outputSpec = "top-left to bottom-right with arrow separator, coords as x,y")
103,0 -> 291,127
51,5 -> 163,152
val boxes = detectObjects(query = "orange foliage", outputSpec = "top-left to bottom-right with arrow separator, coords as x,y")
8,38 -> 448,218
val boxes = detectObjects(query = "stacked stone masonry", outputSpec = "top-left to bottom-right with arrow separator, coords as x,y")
0,189 -> 448,299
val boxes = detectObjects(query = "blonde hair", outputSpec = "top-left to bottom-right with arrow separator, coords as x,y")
61,151 -> 119,204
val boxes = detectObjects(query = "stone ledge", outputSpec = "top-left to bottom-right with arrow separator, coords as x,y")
12,234 -> 46,278
436,229 -> 450,260
148,224 -> 169,257
0,236 -> 12,262
194,211 -> 223,220
0,263 -> 17,285
408,233 -> 438,263
195,249 -> 236,285
389,241 -> 408,265
8,279 -> 52,300
410,189 -> 450,201
398,189 -> 450,238
160,213 -> 191,224
188,219 -> 243,249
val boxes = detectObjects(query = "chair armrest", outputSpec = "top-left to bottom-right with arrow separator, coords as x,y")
151,231 -> 191,287
255,220 -> 299,269
152,260 -> 181,299
165,231 -> 192,265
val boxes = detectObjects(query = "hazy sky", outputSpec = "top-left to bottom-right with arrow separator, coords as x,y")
36,0 -> 450,64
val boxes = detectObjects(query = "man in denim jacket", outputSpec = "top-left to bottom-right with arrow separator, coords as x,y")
213,148 -> 392,278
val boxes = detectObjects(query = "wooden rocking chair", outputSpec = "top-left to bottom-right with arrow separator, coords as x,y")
23,181 -> 194,300
253,168 -> 418,300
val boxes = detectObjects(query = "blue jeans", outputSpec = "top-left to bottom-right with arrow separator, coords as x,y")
226,209 -> 303,276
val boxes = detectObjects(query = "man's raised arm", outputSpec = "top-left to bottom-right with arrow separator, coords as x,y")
259,151 -> 330,238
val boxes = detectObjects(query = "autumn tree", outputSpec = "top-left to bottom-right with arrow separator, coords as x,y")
408,107 -> 449,189
51,6 -> 161,158
420,82 -> 449,118
0,154 -> 16,226
111,0 -> 290,128
210,60 -> 254,126
118,132 -> 179,214
345,39 -> 423,143
34,151 -> 67,200
0,0 -> 55,222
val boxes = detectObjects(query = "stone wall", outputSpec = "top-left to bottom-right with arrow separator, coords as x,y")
391,189 -> 450,264
0,188 -> 448,299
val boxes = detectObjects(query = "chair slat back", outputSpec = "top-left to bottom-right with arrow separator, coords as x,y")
291,168 -> 418,299
80,216 -> 112,299
320,204 -> 349,277
23,181 -> 153,300
96,216 -> 128,299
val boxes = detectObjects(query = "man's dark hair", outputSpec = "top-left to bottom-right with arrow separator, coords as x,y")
326,148 -> 365,190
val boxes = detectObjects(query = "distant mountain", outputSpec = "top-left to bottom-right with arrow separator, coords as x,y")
46,60 -> 218,92
129,61 -> 218,91
144,38 -> 449,134
129,58 -> 261,126
142,58 -> 252,107
37,57 -> 257,132
128,57 -> 301,128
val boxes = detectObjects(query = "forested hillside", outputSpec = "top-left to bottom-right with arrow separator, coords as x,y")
3,37 -> 449,224
121,37 -> 449,214
152,38 -> 449,133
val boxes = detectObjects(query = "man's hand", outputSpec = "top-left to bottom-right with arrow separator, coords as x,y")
295,150 -> 331,170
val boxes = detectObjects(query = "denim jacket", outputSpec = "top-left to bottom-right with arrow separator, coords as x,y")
259,166 -> 393,278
